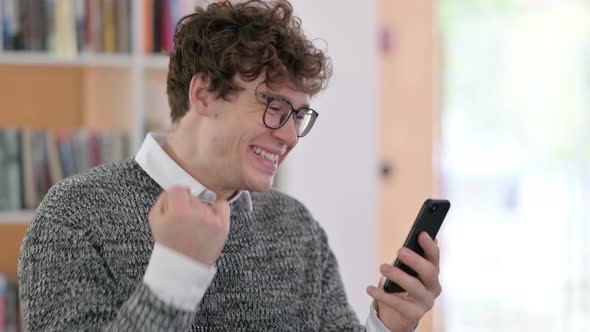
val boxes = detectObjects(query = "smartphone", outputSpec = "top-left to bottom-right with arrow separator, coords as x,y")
383,199 -> 450,293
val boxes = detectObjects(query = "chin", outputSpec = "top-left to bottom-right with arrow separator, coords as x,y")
245,175 -> 275,192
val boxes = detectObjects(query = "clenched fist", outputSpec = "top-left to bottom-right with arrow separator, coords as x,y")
148,186 -> 231,267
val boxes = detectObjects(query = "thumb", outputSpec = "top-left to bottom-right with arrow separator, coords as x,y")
212,198 -> 230,218
212,199 -> 231,230
151,190 -> 168,217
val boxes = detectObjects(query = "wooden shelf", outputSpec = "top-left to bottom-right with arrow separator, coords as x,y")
0,66 -> 85,129
0,223 -> 30,280
0,51 -> 170,70
0,211 -> 35,225
0,51 -> 134,67
142,54 -> 170,70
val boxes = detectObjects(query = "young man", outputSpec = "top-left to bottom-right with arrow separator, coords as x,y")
19,1 -> 441,331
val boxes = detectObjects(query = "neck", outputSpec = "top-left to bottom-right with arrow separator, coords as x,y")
163,133 -> 236,201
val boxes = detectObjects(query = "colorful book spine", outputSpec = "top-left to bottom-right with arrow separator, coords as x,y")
144,0 -> 207,54
54,0 -> 77,55
0,129 -> 22,211
102,0 -> 116,53
0,274 -> 6,331
143,0 -> 153,54
1,0 -> 132,54
0,129 -> 130,212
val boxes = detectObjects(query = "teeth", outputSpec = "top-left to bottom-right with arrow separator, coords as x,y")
252,146 -> 279,162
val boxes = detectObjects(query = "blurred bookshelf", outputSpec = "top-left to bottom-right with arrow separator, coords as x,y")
0,2 -> 201,324
0,0 -> 201,216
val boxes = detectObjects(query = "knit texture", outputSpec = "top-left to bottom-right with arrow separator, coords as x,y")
18,159 -> 364,331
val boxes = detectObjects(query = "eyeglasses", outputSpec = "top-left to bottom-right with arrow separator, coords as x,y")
239,87 -> 318,138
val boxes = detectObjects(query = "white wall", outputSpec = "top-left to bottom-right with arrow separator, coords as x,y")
281,1 -> 379,320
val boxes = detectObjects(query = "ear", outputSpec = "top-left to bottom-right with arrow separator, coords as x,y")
188,74 -> 211,116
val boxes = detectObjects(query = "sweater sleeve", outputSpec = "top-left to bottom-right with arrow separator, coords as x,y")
18,194 -> 197,331
316,227 -> 366,332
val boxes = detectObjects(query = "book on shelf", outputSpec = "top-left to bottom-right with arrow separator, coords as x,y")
30,131 -> 50,205
20,130 -> 37,211
46,132 -> 64,186
0,273 -> 20,332
0,128 -> 131,212
102,0 -> 116,53
143,0 -> 207,54
115,0 -> 130,54
1,0 -> 132,55
0,130 -> 22,211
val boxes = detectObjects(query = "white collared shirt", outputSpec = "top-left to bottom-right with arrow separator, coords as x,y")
136,132 -> 391,331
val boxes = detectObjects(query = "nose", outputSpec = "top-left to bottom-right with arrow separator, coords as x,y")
271,116 -> 298,146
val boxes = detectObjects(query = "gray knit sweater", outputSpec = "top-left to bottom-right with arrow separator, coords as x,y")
18,159 -> 364,331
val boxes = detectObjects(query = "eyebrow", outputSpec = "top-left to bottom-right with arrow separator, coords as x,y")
260,91 -> 311,109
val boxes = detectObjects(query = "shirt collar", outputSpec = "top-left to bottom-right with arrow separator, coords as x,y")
135,132 -> 252,211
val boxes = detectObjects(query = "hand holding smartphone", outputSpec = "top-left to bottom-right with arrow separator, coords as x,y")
383,199 -> 450,293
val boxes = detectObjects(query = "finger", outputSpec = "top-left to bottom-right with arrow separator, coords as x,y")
377,274 -> 387,288
367,285 -> 426,322
380,264 -> 433,307
418,232 -> 440,272
398,247 -> 441,297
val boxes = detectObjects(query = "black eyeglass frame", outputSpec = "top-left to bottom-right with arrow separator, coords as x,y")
238,87 -> 319,138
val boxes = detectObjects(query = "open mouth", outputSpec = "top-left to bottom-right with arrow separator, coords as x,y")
251,146 -> 279,163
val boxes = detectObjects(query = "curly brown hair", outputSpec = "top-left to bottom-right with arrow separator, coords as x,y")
166,0 -> 332,122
